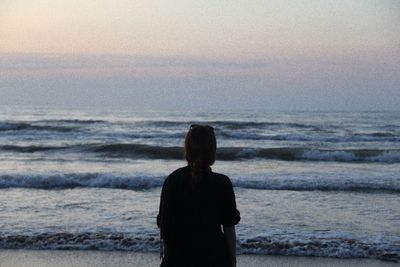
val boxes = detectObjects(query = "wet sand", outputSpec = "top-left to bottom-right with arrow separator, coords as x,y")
0,250 -> 398,267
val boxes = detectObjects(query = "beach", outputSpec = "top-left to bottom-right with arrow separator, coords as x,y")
2,0 -> 400,264
0,250 -> 398,267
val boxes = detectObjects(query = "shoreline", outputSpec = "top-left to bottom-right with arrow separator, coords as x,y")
0,250 -> 398,267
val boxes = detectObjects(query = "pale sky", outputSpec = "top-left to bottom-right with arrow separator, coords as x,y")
1,0 -> 399,110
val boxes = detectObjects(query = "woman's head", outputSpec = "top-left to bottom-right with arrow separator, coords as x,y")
184,124 -> 216,169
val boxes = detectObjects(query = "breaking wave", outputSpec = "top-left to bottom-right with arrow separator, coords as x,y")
0,232 -> 159,252
0,173 -> 163,190
1,143 -> 400,163
0,231 -> 398,261
240,232 -> 400,262
0,173 -> 398,193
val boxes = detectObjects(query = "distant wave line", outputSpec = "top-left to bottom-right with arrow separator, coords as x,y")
1,121 -> 398,143
0,122 -> 77,132
0,119 -> 328,132
1,143 -> 400,163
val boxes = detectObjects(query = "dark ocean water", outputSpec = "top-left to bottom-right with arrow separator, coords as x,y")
0,106 -> 399,261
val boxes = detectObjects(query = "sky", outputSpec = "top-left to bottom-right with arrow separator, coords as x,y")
1,0 -> 399,111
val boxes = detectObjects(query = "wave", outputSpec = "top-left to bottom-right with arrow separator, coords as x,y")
1,173 -> 398,193
0,231 -> 398,261
0,144 -> 184,159
0,145 -> 70,153
0,173 -> 163,190
0,119 -> 105,133
1,143 -> 400,163
239,232 -> 400,262
356,132 -> 397,138
1,120 -> 398,144
2,119 -> 320,131
0,122 -> 77,132
139,120 -> 323,131
58,144 -> 400,163
90,144 -> 184,159
134,120 -> 398,141
0,232 -> 159,252
232,179 -> 400,193
266,134 -> 400,142
218,130 -> 399,142
35,119 -> 106,124
205,120 -> 321,130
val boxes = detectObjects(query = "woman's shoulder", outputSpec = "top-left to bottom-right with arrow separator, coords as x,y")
210,171 -> 233,187
168,166 -> 189,177
163,166 -> 189,183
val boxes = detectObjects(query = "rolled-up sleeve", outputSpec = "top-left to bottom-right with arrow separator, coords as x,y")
221,176 -> 240,227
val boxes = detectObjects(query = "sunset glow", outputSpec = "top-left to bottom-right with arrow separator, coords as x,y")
1,0 -> 399,110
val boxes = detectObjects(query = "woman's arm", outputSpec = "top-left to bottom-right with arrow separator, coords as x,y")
223,225 -> 237,267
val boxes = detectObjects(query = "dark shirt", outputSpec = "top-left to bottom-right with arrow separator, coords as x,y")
157,166 -> 240,267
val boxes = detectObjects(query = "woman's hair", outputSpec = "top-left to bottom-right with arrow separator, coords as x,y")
184,124 -> 216,181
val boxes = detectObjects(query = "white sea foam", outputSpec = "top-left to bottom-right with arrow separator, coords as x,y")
0,230 -> 398,261
1,172 -> 399,193
239,230 -> 400,261
4,144 -> 400,163
302,149 -> 357,162
232,177 -> 400,193
0,173 -> 163,190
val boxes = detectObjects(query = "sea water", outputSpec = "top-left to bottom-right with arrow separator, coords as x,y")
0,106 -> 399,261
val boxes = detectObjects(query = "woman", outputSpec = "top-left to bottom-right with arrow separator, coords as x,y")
157,124 -> 240,267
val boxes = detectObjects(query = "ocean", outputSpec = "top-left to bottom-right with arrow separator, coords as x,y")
0,105 -> 399,261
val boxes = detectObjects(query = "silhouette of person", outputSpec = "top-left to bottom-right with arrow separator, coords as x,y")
157,124 -> 240,267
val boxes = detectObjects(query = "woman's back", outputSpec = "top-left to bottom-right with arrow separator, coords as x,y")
157,124 -> 240,267
157,166 -> 240,267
